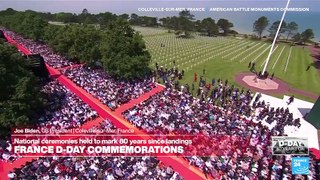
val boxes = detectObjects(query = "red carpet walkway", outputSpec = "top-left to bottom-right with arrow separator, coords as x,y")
115,84 -> 165,114
1,35 -> 210,180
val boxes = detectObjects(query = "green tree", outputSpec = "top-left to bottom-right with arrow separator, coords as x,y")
0,43 -> 44,136
55,12 -> 78,23
285,22 -> 298,41
253,16 -> 269,39
129,13 -> 140,25
43,24 -> 61,45
119,13 -> 129,21
100,19 -> 151,80
301,29 -> 314,43
48,25 -> 102,64
177,10 -> 194,37
170,16 -> 180,31
217,18 -> 234,35
194,20 -> 202,32
292,33 -> 301,42
200,17 -> 218,36
79,8 -> 97,25
25,13 -> 48,40
0,12 -> 48,40
82,8 -> 89,15
268,20 -> 287,39
139,16 -> 158,27
96,12 -> 117,28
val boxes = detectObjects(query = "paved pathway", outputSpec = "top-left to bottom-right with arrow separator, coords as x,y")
235,72 -> 319,100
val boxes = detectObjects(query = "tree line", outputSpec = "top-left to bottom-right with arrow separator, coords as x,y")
0,8 -> 151,80
253,16 -> 314,43
0,8 -> 238,39
0,41 -> 45,136
159,10 -> 236,37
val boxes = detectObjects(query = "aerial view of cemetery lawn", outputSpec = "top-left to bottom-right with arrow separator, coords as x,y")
135,26 -> 320,101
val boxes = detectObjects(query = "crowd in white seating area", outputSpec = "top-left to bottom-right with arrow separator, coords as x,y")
1,79 -> 98,162
123,81 -> 318,179
62,65 -> 156,110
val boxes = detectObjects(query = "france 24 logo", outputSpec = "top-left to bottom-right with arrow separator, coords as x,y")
292,157 -> 309,175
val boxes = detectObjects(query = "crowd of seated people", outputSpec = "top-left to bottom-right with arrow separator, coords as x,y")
252,94 -> 301,134
163,74 -> 254,118
62,65 -> 156,110
0,138 -> 16,162
1,29 -> 74,68
38,80 -> 98,129
9,156 -> 183,180
0,79 -> 98,162
123,84 -> 317,179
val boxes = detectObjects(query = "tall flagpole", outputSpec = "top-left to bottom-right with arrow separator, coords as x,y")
262,0 -> 291,75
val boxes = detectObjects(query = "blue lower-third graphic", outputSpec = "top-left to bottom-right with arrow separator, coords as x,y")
292,157 -> 309,175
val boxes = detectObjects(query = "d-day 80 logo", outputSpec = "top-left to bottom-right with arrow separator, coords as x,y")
272,136 -> 308,155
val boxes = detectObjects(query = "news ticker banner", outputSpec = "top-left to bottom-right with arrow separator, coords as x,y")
12,128 -> 310,157
12,127 -> 248,157
272,136 -> 309,155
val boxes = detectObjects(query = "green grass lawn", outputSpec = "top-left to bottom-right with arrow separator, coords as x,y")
134,27 -> 320,102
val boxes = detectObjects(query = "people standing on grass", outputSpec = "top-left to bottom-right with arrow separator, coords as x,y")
306,65 -> 311,71
153,64 -> 184,86
287,95 -> 294,105
199,76 -> 203,86
194,72 -> 198,82
271,73 -> 274,80
253,75 -> 258,83
185,83 -> 190,93
249,62 -> 256,73
211,78 -> 215,86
